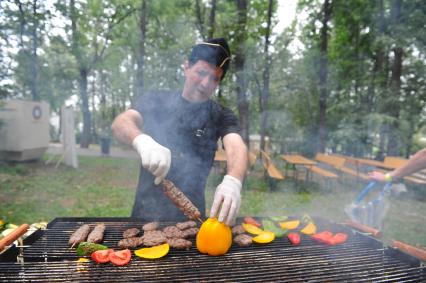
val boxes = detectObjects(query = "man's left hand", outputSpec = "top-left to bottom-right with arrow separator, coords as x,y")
210,175 -> 242,226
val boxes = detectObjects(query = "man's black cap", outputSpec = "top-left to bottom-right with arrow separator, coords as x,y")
189,38 -> 231,80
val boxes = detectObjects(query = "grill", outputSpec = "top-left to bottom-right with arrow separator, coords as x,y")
1,217 -> 425,282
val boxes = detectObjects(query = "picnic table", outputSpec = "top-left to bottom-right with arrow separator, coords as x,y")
281,154 -> 317,180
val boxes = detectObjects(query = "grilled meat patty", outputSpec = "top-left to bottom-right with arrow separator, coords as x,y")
141,230 -> 167,247
87,223 -> 105,243
176,221 -> 197,230
167,238 -> 192,250
163,226 -> 185,238
117,237 -> 143,249
142,222 -> 159,231
234,234 -> 252,247
182,227 -> 199,238
123,228 -> 140,238
232,225 -> 245,235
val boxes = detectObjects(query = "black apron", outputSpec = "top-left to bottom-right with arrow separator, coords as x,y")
131,94 -> 219,221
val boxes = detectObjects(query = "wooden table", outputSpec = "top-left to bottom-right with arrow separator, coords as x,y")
281,154 -> 316,180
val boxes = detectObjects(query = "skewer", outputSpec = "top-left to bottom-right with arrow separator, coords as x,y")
197,217 -> 203,224
70,242 -> 77,249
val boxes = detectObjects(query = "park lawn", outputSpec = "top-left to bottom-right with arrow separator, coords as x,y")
1,154 -> 425,248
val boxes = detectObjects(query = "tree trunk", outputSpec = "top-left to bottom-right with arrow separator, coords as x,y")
194,0 -> 205,40
234,0 -> 249,147
259,0 -> 273,152
207,0 -> 217,39
79,68 -> 91,148
135,0 -> 147,99
30,0 -> 39,101
386,0 -> 403,156
317,0 -> 332,153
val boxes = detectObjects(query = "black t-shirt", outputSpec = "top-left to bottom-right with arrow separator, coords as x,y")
130,90 -> 241,221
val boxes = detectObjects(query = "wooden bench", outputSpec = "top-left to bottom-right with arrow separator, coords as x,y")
308,165 -> 338,179
315,153 -> 369,181
281,154 -> 338,180
260,150 -> 285,180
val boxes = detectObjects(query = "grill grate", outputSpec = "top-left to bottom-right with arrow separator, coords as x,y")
0,217 -> 424,282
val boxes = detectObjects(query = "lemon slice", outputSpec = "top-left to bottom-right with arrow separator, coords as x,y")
252,231 -> 275,244
135,243 -> 170,259
242,223 -> 264,235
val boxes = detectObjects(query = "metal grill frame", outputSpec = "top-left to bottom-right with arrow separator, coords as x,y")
0,217 -> 424,282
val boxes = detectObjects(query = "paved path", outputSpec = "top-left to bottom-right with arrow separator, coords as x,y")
46,143 -> 138,159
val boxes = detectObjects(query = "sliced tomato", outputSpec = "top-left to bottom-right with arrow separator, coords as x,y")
91,249 -> 113,263
109,249 -> 131,266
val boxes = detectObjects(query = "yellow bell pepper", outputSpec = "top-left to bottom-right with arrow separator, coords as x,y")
279,220 -> 300,230
300,222 -> 317,235
196,218 -> 232,256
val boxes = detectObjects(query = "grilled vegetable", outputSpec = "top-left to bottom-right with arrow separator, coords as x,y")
91,249 -> 113,263
242,223 -> 264,235
300,222 -> 317,235
325,233 -> 348,245
109,249 -> 131,266
76,242 -> 108,256
196,218 -> 232,256
311,231 -> 333,244
270,216 -> 288,222
252,231 -> 275,244
279,220 -> 300,230
288,233 -> 300,245
262,220 -> 287,237
135,243 -> 170,259
244,217 -> 261,227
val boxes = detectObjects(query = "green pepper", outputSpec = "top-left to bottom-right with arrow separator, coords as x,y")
76,242 -> 108,256
269,216 -> 288,222
262,220 -> 288,237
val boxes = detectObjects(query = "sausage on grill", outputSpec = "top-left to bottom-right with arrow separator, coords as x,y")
87,223 -> 105,243
162,180 -> 201,220
68,224 -> 91,246
232,225 -> 245,235
141,230 -> 167,247
162,226 -> 185,239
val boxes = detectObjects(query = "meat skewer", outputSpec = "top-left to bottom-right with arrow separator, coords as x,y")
162,179 -> 202,221
68,224 -> 91,247
87,223 -> 105,243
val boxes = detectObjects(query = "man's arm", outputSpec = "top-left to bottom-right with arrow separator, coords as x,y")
111,109 -> 144,146
223,133 -> 248,181
111,109 -> 171,185
369,148 -> 426,182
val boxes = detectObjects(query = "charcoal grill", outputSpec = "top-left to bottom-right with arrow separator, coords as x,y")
0,217 -> 425,282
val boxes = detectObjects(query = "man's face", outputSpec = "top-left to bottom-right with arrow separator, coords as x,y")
182,60 -> 223,103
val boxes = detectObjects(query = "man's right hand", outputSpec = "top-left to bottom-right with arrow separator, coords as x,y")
132,134 -> 171,185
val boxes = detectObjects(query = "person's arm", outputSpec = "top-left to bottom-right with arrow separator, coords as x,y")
111,109 -> 144,145
210,133 -> 248,226
223,133 -> 248,181
368,148 -> 426,182
111,109 -> 171,185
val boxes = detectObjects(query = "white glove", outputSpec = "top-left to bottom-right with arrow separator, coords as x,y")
210,175 -> 242,226
132,134 -> 171,185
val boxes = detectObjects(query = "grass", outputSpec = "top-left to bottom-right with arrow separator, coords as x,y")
1,154 -> 425,248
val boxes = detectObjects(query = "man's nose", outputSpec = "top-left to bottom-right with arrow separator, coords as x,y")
200,75 -> 212,88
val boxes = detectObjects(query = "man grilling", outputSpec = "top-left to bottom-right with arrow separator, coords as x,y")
112,38 -> 248,226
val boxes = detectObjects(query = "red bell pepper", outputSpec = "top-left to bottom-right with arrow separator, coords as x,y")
311,231 -> 333,244
324,233 -> 348,245
288,233 -> 300,245
244,217 -> 261,227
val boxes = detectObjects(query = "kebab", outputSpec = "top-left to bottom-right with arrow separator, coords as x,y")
68,224 -> 91,247
87,223 -> 105,243
162,179 -> 202,221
